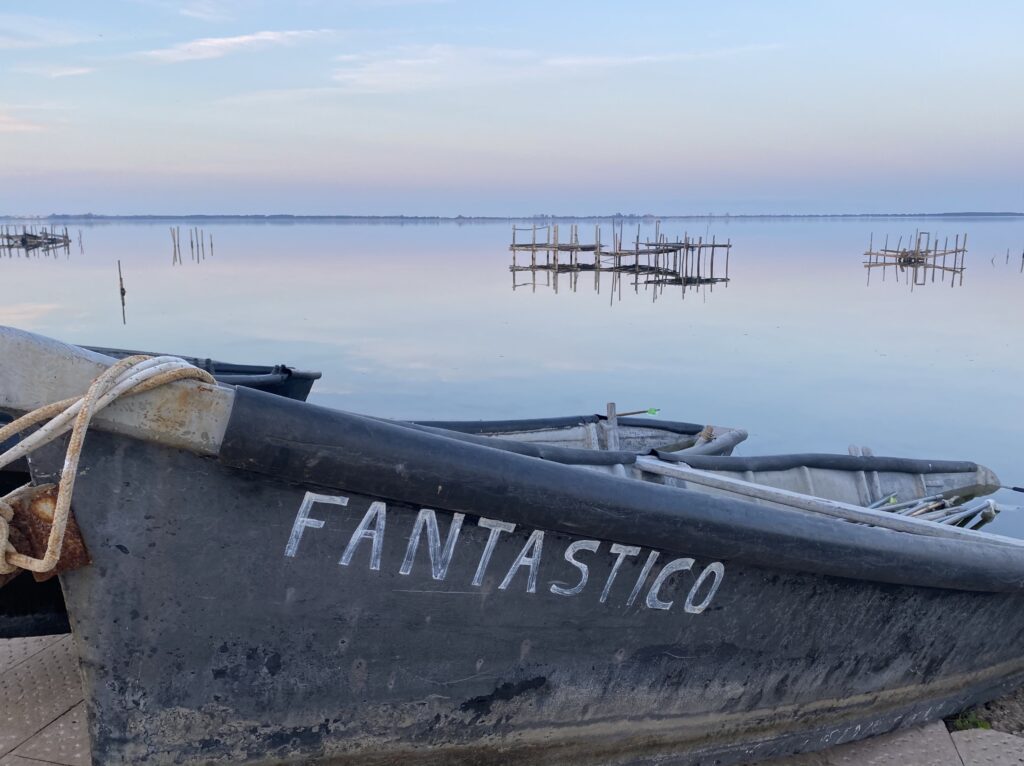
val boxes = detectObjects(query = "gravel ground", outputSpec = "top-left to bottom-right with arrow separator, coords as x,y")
947,684 -> 1024,736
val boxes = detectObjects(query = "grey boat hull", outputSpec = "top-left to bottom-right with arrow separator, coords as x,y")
83,345 -> 322,402
644,452 -> 1001,511
14,387 -> 1024,766
3,326 -> 1024,765
413,415 -> 747,455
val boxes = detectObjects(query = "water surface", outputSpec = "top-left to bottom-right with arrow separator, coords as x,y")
3,217 -> 1023,535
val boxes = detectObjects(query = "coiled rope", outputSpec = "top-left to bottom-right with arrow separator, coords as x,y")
0,355 -> 216,576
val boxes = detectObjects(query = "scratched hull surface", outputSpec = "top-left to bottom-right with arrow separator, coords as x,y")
19,392 -> 1024,765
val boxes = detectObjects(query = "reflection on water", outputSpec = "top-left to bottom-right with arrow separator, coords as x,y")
863,230 -> 967,289
1,216 -> 1023,536
509,223 -> 730,303
117,260 -> 127,325
170,226 -> 213,265
1002,246 -> 1024,273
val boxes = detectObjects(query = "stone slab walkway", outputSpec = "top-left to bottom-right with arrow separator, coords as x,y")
749,719 -> 1024,765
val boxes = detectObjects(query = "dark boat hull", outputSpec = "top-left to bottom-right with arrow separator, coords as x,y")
84,345 -> 322,401
20,390 -> 1024,765
0,407 -> 741,640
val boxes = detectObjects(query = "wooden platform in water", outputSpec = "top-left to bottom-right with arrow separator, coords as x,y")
1,635 -> 1020,765
0,226 -> 72,257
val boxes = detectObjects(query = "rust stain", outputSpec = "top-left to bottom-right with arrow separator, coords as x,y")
143,384 -> 219,438
1,484 -> 92,584
145,387 -> 196,433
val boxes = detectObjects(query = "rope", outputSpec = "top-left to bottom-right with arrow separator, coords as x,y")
0,355 -> 216,575
0,503 -> 15,576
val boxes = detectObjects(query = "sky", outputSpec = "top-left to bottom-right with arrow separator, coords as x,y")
1,1 -> 1023,216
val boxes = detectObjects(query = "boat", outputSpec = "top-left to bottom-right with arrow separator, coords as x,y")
408,414 -> 747,456
85,345 -> 323,402
0,344 -> 744,640
0,344 -> 324,637
642,450 -> 1003,524
2,325 -> 1024,766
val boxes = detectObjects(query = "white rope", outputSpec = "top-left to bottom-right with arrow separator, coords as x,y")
2,357 -> 203,465
0,355 -> 216,575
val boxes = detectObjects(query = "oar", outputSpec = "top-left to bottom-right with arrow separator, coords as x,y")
615,408 -> 661,417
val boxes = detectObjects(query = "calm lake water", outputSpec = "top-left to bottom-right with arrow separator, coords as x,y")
3,217 -> 1023,536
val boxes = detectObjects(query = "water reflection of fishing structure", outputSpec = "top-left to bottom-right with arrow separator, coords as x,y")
170,226 -> 213,265
1000,246 -> 1024,273
509,223 -> 731,302
863,231 -> 967,289
0,225 -> 72,258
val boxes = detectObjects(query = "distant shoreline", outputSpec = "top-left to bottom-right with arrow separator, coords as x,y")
1,212 -> 1022,223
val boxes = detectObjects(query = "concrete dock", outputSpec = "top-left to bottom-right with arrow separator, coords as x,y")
2,634 -> 1021,765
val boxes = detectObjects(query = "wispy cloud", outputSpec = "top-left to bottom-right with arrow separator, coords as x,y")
0,14 -> 88,49
219,86 -> 344,105
142,29 -> 330,63
329,43 -> 780,94
15,65 -> 95,78
332,45 -> 535,93
221,42 -> 780,102
179,1 -> 234,21
544,45 -> 782,69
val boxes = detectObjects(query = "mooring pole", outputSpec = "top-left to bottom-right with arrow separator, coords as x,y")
117,260 -> 127,325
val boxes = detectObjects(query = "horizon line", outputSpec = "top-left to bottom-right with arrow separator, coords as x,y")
2,211 -> 1023,222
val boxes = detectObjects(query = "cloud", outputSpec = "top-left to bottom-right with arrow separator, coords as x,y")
142,29 -> 330,63
179,1 -> 233,21
218,86 -> 343,105
329,43 -> 780,94
331,45 -> 536,93
16,65 -> 94,78
0,15 -> 87,49
544,44 -> 782,69
221,42 -> 781,102
0,112 -> 46,133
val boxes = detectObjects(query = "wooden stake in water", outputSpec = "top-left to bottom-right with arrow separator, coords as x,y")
117,260 -> 127,325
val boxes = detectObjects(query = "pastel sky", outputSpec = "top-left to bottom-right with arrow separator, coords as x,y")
2,1 -> 1022,216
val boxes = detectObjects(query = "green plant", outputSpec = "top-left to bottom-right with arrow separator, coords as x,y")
948,710 -> 992,731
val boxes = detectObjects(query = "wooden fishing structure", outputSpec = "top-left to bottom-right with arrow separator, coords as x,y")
510,223 -> 731,302
0,224 -> 71,258
170,226 -> 213,265
863,231 -> 967,289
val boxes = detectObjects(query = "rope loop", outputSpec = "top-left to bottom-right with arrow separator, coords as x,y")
0,355 -> 216,576
0,510 -> 16,576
